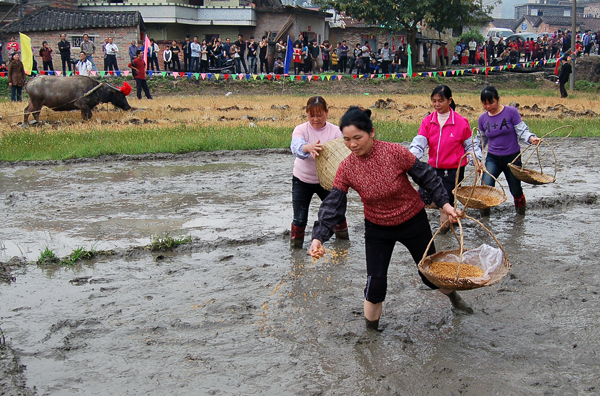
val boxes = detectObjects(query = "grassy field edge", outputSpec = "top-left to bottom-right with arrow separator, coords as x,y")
0,118 -> 594,162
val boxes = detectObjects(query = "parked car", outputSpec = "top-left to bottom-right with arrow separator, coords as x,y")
487,28 -> 514,44
506,33 -> 539,43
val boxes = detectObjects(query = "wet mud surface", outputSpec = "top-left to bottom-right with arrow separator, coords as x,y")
1,138 -> 599,395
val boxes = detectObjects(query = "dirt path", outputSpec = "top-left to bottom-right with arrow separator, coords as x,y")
1,139 -> 599,395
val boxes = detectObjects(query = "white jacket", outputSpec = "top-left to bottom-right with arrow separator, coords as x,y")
76,59 -> 93,76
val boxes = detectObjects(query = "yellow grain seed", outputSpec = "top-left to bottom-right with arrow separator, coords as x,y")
429,261 -> 484,278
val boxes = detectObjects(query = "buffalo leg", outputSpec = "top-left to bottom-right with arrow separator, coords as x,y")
80,106 -> 93,120
24,102 -> 42,123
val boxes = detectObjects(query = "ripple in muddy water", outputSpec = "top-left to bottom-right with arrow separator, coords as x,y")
1,139 -> 600,395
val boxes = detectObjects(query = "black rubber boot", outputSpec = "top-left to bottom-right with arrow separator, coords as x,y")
365,318 -> 380,331
334,220 -> 349,240
480,208 -> 491,217
447,291 -> 474,314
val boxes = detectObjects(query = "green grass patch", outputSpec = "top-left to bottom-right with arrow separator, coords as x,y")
36,245 -> 112,265
61,246 -> 98,265
147,233 -> 192,252
1,118 -> 598,162
36,247 -> 60,265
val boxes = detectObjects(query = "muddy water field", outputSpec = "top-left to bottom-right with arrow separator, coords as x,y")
1,138 -> 599,395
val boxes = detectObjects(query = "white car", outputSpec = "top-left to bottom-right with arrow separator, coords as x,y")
486,28 -> 514,44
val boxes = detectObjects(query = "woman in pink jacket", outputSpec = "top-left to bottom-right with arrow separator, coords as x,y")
289,96 -> 349,248
410,85 -> 481,231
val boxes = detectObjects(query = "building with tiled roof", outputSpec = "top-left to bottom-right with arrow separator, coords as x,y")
2,6 -> 145,34
1,5 -> 145,71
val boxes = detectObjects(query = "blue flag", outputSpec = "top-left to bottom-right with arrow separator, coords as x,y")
283,35 -> 293,75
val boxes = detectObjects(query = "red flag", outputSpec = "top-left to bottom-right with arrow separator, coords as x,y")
554,52 -> 561,75
484,48 -> 488,77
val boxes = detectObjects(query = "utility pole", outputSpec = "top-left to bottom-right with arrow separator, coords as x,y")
570,0 -> 576,90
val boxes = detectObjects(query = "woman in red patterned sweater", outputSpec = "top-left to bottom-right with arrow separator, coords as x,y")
309,107 -> 473,330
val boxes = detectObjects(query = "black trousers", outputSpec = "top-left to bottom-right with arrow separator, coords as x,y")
106,54 -> 118,71
183,55 -> 191,73
135,78 -> 152,99
61,55 -> 72,73
43,60 -> 54,71
339,56 -> 347,73
559,80 -> 568,98
172,56 -> 181,72
364,209 -> 438,304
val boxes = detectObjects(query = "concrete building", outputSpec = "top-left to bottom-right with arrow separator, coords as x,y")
78,0 -> 331,46
514,2 -> 584,19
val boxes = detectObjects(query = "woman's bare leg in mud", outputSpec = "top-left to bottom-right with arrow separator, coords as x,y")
364,300 -> 382,330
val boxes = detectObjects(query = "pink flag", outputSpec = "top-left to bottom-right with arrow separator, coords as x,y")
143,35 -> 151,69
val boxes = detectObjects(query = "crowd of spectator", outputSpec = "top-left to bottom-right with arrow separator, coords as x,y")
448,29 -> 598,68
2,28 -> 599,83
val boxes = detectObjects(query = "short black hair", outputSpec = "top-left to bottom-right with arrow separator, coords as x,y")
339,106 -> 373,133
480,86 -> 500,104
136,49 -> 143,56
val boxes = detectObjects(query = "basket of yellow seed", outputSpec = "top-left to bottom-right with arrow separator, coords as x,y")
418,215 -> 511,290
453,152 -> 506,210
315,137 -> 352,191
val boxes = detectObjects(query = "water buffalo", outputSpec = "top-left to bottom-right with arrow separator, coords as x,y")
24,75 -> 132,123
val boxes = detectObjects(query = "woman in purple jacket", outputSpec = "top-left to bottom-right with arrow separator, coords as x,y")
475,86 -> 540,216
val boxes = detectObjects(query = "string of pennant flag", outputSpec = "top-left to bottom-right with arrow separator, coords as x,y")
0,59 -> 557,81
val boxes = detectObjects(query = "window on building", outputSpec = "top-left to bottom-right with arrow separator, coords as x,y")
72,35 -> 97,49
189,0 -> 204,5
564,9 -> 571,17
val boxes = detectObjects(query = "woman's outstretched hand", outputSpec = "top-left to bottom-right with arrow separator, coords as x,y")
529,136 -> 541,145
303,140 -> 323,158
309,239 -> 325,258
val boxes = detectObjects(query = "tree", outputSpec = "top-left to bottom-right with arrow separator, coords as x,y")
426,0 -> 494,68
317,0 -> 494,69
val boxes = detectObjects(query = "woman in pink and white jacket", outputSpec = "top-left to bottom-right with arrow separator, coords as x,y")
410,85 -> 482,231
289,96 -> 349,248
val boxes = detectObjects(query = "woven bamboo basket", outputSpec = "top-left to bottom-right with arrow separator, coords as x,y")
417,215 -> 511,291
315,137 -> 352,191
452,151 -> 506,210
454,185 -> 505,210
507,164 -> 555,185
507,125 -> 573,185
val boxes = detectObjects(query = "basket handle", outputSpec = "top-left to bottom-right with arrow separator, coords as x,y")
510,125 -> 573,169
454,152 -> 507,211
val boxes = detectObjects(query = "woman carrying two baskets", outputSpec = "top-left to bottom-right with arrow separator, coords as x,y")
309,107 -> 472,332
409,85 -> 482,232
475,86 -> 541,216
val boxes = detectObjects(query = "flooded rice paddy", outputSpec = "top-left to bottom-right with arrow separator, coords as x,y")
1,138 -> 599,395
